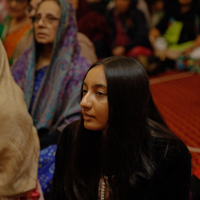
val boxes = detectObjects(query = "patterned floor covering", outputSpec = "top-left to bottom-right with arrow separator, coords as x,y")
149,70 -> 200,174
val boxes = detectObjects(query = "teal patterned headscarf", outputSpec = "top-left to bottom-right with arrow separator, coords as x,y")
11,0 -> 90,133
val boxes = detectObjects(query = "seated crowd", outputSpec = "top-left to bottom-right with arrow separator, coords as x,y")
0,0 -> 200,199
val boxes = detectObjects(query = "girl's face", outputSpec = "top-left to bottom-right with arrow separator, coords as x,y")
115,0 -> 131,14
34,0 -> 60,44
7,0 -> 29,19
80,65 -> 109,133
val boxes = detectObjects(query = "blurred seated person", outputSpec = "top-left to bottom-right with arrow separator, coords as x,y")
0,0 -> 32,66
70,0 -> 111,58
26,0 -> 97,64
105,0 -> 152,58
145,0 -> 165,27
107,0 -> 151,28
149,0 -> 200,69
0,39 -> 40,199
11,0 -> 90,150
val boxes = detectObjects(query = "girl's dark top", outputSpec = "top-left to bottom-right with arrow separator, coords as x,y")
105,8 -> 151,52
50,120 -> 191,200
156,9 -> 200,44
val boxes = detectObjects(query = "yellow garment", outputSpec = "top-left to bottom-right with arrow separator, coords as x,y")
0,40 -> 40,197
163,20 -> 194,52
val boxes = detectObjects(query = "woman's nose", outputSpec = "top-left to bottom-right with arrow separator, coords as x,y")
80,94 -> 92,109
37,18 -> 45,26
10,0 -> 17,7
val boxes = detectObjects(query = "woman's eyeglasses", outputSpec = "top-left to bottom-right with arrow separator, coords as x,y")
33,16 -> 60,25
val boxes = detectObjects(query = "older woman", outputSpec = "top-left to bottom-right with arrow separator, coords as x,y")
27,0 -> 97,65
0,0 -> 32,66
12,0 -> 90,148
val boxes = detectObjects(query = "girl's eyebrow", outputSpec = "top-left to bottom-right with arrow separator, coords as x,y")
94,84 -> 107,88
83,82 -> 107,88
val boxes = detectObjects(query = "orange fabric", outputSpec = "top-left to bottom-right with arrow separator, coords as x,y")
4,24 -> 31,60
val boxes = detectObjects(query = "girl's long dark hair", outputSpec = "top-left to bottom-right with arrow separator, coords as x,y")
64,56 -> 186,200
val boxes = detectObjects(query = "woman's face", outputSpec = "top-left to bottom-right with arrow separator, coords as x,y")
154,0 -> 164,11
178,0 -> 192,5
34,0 -> 60,44
80,65 -> 109,133
7,0 -> 29,19
115,0 -> 131,14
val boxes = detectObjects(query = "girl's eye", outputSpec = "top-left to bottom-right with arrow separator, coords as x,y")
96,92 -> 104,96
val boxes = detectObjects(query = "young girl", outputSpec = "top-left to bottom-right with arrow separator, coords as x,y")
51,56 -> 191,200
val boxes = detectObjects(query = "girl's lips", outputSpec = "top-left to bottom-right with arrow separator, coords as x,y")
83,114 -> 94,121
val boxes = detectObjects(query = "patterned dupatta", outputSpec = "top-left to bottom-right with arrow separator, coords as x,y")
11,0 -> 90,134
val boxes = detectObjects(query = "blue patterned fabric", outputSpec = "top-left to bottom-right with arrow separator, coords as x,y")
29,66 -> 48,113
38,145 -> 57,195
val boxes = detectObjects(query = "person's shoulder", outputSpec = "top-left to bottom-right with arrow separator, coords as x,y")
153,135 -> 191,165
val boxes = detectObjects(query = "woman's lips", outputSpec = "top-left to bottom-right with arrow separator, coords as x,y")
9,9 -> 20,13
37,33 -> 47,38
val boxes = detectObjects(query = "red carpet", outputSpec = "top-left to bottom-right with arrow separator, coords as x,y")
150,71 -> 200,173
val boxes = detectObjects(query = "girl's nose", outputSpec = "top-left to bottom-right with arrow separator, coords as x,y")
80,93 -> 92,109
